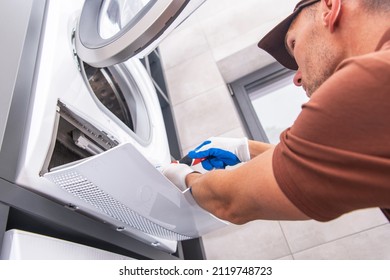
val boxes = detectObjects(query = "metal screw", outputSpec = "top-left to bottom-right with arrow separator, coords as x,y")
65,204 -> 79,211
116,226 -> 126,232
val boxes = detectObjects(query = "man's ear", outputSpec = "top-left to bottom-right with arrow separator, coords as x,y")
322,0 -> 341,32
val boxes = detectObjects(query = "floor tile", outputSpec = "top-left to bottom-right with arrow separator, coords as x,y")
202,220 -> 291,260
199,0 -> 292,50
163,52 -> 225,106
280,208 -> 388,253
159,24 -> 209,70
293,224 -> 390,260
173,85 -> 242,150
276,255 -> 294,260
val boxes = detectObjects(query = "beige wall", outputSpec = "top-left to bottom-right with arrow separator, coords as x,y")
159,0 -> 295,155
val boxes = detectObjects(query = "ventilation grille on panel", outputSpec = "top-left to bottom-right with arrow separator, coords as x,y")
47,171 -> 191,241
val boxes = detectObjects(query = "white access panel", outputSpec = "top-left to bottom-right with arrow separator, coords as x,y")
44,142 -> 229,241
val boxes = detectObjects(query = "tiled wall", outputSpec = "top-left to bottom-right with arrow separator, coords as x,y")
159,0 -> 390,259
159,0 -> 296,154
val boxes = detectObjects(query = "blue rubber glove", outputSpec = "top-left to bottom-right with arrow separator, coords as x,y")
188,137 -> 250,170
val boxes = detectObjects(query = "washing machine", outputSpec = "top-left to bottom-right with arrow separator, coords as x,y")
0,0 -> 228,254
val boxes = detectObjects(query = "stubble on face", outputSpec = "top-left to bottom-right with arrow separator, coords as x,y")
302,24 -> 344,96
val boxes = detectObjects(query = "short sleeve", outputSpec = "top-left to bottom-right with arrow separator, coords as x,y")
272,53 -> 390,221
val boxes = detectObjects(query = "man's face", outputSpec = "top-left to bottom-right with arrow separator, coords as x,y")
285,6 -> 343,97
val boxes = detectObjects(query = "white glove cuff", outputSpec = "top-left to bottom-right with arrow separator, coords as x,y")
162,163 -> 197,191
235,137 -> 250,162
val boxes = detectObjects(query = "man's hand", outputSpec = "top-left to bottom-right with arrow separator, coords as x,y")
161,163 -> 197,191
188,137 -> 250,170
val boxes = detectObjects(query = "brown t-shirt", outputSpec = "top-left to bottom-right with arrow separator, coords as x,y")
273,29 -> 390,222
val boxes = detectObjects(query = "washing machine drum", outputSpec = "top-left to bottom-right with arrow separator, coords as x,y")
50,0 -> 207,169
70,0 -> 208,158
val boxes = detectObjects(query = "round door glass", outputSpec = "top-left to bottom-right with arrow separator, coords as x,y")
99,0 -> 153,39
81,61 -> 151,144
76,0 -> 205,67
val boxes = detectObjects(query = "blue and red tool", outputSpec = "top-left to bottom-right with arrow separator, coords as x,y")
174,154 -> 205,166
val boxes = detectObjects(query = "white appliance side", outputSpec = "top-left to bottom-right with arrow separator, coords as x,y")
1,229 -> 133,260
7,0 -> 227,253
0,1 -> 35,150
11,0 -> 176,252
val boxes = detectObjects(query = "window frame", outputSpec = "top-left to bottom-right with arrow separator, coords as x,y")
229,62 -> 294,142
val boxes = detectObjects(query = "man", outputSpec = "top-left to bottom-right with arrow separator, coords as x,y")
162,0 -> 390,224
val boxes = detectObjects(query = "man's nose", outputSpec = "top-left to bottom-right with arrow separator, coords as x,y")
293,70 -> 303,87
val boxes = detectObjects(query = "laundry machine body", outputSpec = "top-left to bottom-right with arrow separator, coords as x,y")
0,0 -> 227,253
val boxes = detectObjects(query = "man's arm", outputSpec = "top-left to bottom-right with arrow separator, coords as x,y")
248,140 -> 274,158
186,146 -> 310,224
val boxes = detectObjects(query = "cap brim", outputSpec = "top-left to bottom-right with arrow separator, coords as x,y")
258,0 -> 321,70
258,12 -> 298,70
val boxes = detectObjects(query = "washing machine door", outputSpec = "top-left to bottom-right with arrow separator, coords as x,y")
75,0 -> 205,68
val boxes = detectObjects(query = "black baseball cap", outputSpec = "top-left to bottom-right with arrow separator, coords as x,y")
258,0 -> 320,70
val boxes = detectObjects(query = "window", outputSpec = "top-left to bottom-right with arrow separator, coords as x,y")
230,63 -> 308,143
